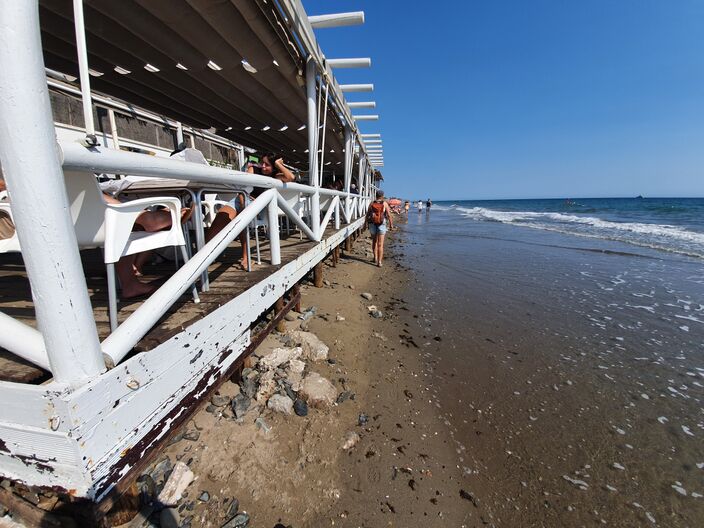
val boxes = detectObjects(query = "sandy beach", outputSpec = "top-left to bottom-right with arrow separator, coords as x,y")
126,221 -> 482,528
122,207 -> 704,528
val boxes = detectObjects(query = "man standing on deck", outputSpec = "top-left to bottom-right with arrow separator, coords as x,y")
366,190 -> 393,267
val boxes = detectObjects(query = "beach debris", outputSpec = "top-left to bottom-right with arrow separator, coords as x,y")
259,347 -> 302,371
284,358 -> 305,391
366,305 -> 377,312
361,292 -> 373,300
671,483 -> 687,496
210,394 -> 231,407
160,507 -> 181,528
371,310 -> 383,319
562,475 -> 589,490
612,462 -> 625,471
299,372 -> 337,408
226,498 -> 240,518
268,394 -> 294,415
341,431 -> 361,450
336,314 -> 346,322
459,489 -> 479,507
221,512 -> 250,528
298,306 -> 317,321
198,491 -> 210,502
255,371 -> 277,402
372,332 -> 388,341
358,413 -> 369,426
336,390 -> 353,404
149,456 -> 173,484
183,429 -> 200,442
231,394 -> 251,420
157,461 -> 194,507
682,425 -> 695,437
293,398 -> 308,416
240,376 -> 258,399
403,389 -> 413,399
288,330 -> 329,362
255,417 -> 271,433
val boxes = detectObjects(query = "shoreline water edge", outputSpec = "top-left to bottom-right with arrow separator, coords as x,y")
120,202 -> 702,527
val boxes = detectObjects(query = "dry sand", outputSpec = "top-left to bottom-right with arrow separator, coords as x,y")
141,224 -> 482,527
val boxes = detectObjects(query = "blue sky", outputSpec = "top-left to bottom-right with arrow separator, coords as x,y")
305,0 -> 704,200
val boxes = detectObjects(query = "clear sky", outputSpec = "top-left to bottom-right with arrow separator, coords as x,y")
305,0 -> 704,200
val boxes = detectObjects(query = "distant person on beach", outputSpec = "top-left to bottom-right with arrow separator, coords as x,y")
426,198 -> 432,210
366,190 -> 393,267
417,200 -> 423,212
404,201 -> 410,214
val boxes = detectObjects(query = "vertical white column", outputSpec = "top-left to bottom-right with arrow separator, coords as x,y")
343,127 -> 353,223
267,196 -> 281,265
107,108 -> 120,149
175,121 -> 184,148
0,0 -> 105,384
306,57 -> 321,240
72,0 -> 96,141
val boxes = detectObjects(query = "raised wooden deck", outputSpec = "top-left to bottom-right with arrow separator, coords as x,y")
0,227 -> 337,384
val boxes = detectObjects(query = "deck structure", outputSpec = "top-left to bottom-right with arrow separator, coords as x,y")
0,0 -> 384,522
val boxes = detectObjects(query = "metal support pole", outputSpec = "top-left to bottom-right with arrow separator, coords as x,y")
0,1 -> 105,384
72,0 -> 96,141
267,196 -> 281,265
306,57 -> 321,240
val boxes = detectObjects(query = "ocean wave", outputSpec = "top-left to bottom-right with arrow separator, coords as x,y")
447,206 -> 704,258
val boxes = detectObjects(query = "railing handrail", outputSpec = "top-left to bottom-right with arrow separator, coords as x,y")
60,142 -> 360,200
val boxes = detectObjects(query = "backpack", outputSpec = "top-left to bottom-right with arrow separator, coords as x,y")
369,201 -> 385,225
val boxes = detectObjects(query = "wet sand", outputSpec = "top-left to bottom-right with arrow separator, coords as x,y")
397,210 -> 704,526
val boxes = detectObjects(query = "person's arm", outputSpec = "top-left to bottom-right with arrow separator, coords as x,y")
246,164 -> 255,174
365,203 -> 373,222
384,202 -> 394,229
274,158 -> 295,183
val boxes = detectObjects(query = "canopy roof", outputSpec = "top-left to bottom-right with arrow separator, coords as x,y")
38,0 -> 354,170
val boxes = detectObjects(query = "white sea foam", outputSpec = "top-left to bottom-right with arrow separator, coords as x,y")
442,205 -> 704,258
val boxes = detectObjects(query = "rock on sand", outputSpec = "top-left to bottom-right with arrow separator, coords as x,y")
299,372 -> 337,408
288,330 -> 329,362
267,394 -> 294,415
259,346 -> 302,371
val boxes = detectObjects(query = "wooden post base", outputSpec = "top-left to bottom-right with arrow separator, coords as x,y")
313,262 -> 324,288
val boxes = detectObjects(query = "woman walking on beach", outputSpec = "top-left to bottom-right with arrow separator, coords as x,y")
366,190 -> 393,267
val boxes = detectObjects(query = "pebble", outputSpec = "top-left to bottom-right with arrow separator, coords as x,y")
361,292 -> 373,300
358,413 -> 369,426
371,310 -> 383,319
284,313 -> 297,322
336,315 -> 346,322
198,491 -> 210,502
341,431 -> 361,450
231,394 -> 251,420
336,391 -> 353,404
183,430 -> 200,442
294,398 -> 308,416
267,394 -> 294,415
221,512 -> 250,528
211,394 -> 230,407
226,498 -> 240,517
255,417 -> 271,433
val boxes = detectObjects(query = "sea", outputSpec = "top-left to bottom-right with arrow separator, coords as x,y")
397,196 -> 704,526
433,197 -> 704,260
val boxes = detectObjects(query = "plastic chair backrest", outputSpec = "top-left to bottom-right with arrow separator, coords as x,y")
63,170 -> 106,248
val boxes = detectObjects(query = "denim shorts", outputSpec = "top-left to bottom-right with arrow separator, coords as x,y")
368,222 -> 387,236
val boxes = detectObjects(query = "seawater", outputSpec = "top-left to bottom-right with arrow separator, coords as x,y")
432,197 -> 704,259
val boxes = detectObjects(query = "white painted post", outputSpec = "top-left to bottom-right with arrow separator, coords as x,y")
0,0 -> 105,384
72,0 -> 96,141
267,196 -> 281,265
343,127 -> 353,222
306,57 -> 321,240
334,199 -> 341,230
176,121 -> 184,147
107,108 -> 121,149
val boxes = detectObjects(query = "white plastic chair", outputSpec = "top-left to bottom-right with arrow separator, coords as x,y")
0,202 -> 20,253
64,170 -> 199,331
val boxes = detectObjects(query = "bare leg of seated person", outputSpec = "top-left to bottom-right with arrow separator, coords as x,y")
116,254 -> 157,299
205,205 -> 249,271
